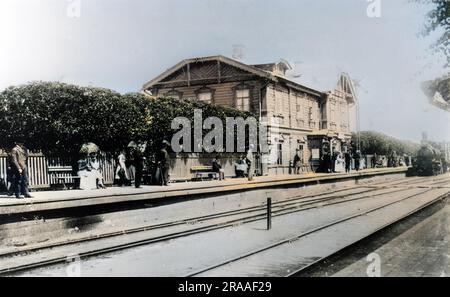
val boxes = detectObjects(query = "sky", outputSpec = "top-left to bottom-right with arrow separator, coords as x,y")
0,0 -> 449,143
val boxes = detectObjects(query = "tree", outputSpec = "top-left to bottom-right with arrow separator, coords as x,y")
0,82 -> 147,159
0,82 -> 254,160
131,93 -> 254,155
416,0 -> 450,68
352,131 -> 420,155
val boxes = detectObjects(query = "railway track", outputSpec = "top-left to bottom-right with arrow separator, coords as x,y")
187,186 -> 449,277
1,175 -> 449,275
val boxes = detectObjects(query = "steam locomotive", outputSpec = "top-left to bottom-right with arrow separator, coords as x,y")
410,144 -> 447,176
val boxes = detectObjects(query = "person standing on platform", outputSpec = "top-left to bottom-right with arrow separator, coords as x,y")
130,143 -> 144,188
115,150 -> 130,187
335,152 -> 345,173
331,151 -> 338,173
322,152 -> 331,173
344,151 -> 352,173
372,153 -> 378,168
293,149 -> 301,174
246,148 -> 254,181
10,142 -> 32,199
354,150 -> 362,172
157,141 -> 170,186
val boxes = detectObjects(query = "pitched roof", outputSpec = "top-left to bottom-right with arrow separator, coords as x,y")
142,55 -> 325,97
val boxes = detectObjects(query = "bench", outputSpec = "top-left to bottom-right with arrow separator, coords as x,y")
191,165 -> 219,181
48,166 -> 80,190
300,163 -> 312,173
293,163 -> 312,174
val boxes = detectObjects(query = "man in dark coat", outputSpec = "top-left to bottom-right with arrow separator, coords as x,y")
10,143 -> 32,198
130,146 -> 144,188
354,150 -> 362,171
322,152 -> 331,173
293,150 -> 301,174
331,151 -> 339,173
157,141 -> 170,186
344,151 -> 352,173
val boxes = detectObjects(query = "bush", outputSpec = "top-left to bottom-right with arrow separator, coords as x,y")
0,82 -> 148,158
0,82 -> 253,159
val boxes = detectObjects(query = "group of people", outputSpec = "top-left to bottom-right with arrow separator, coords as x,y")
1,139 -> 419,196
232,150 -> 255,180
291,149 -> 366,174
321,151 -> 362,173
114,141 -> 171,188
210,150 -> 255,181
293,149 -> 412,175
3,142 -> 32,199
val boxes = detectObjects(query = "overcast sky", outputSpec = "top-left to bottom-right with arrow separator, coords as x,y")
0,0 -> 449,142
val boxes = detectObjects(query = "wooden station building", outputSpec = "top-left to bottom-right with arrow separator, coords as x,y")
142,55 -> 358,175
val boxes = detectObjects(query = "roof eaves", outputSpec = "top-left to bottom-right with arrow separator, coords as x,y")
142,55 -> 275,90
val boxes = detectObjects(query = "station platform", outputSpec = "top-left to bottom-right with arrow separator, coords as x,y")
0,167 -> 408,215
6,171 -> 449,276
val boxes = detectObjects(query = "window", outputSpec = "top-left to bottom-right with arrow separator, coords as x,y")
273,115 -> 284,126
236,89 -> 250,111
165,90 -> 182,100
277,143 -> 283,165
197,90 -> 212,104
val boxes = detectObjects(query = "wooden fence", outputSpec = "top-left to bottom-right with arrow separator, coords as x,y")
0,151 -> 116,189
0,151 -> 244,189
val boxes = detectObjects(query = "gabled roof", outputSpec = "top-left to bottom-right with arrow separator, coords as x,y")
335,73 -> 358,105
142,55 -> 325,98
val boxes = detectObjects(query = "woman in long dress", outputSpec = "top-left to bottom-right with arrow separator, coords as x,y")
335,153 -> 345,173
115,150 -> 130,186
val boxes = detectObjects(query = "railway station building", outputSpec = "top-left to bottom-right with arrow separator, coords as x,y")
142,55 -> 358,175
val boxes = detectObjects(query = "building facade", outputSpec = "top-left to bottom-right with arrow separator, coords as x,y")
142,55 -> 357,175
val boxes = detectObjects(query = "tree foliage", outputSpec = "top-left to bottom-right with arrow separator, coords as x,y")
352,131 -> 420,155
0,82 -> 252,159
136,94 -> 253,154
0,82 -> 148,157
416,0 -> 450,68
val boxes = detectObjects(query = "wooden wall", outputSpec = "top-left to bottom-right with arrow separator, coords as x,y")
157,80 -> 262,113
